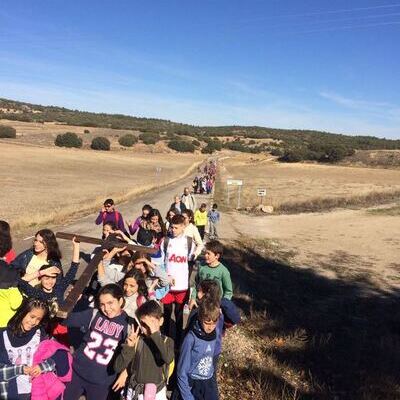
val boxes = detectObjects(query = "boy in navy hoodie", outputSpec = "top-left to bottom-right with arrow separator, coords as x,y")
176,299 -> 220,400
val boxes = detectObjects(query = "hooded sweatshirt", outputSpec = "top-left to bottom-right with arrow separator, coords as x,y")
0,261 -> 23,328
177,319 -> 217,400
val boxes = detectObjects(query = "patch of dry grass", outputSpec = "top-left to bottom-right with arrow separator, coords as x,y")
219,238 -> 400,399
0,143 -> 202,233
275,190 -> 400,214
217,154 -> 400,213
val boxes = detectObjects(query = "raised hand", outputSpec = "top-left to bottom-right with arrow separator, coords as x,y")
126,325 -> 140,347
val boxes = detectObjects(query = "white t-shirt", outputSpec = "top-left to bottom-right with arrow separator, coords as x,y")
162,235 -> 194,291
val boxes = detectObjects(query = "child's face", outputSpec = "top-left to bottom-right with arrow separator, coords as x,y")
99,293 -> 123,319
104,203 -> 115,212
134,262 -> 146,274
123,277 -> 138,297
201,318 -> 217,334
103,225 -> 113,238
204,250 -> 220,265
171,223 -> 184,237
200,206 -> 206,212
197,288 -> 204,300
142,209 -> 150,218
33,234 -> 46,254
40,275 -> 57,292
21,307 -> 45,332
139,315 -> 163,336
150,215 -> 159,225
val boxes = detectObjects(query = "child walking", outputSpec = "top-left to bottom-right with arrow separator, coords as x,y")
176,299 -> 220,400
207,204 -> 220,240
63,284 -> 131,400
160,215 -> 195,348
190,240 -> 233,309
114,301 -> 174,400
194,204 -> 207,241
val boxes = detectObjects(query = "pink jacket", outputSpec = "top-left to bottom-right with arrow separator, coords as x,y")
31,339 -> 73,400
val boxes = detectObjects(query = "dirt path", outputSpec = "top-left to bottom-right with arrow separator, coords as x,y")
14,172 -> 208,259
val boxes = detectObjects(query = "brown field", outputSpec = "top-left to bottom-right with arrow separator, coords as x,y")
0,119 -> 178,152
218,153 -> 400,211
0,142 -> 201,232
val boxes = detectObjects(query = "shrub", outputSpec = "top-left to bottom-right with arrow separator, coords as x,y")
192,139 -> 201,147
0,125 -> 16,138
279,147 -> 307,162
84,129 -> 90,134
54,132 -> 82,148
139,132 -> 160,145
319,145 -> 348,163
91,136 -> 110,151
270,147 -> 283,157
168,140 -> 195,153
118,134 -> 138,147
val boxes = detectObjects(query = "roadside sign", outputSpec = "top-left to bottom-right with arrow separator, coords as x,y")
227,179 -> 243,186
257,188 -> 267,196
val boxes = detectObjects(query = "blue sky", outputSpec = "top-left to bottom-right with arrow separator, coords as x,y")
0,1 -> 399,138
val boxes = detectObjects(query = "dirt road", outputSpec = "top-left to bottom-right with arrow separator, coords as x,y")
14,172 -> 207,261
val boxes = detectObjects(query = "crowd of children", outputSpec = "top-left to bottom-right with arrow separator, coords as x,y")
0,160 -> 241,400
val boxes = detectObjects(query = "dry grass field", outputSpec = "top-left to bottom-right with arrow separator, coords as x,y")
218,153 -> 400,211
213,154 -> 400,399
0,119 -> 178,153
0,142 -> 201,232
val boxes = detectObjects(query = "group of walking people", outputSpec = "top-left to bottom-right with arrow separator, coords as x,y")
0,160 -> 241,400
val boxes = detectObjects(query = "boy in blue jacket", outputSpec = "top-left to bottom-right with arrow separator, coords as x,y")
177,299 -> 220,400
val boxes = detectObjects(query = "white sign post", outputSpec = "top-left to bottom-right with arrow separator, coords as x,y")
257,188 -> 267,205
227,179 -> 243,209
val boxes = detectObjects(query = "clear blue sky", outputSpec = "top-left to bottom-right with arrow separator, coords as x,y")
0,1 -> 399,138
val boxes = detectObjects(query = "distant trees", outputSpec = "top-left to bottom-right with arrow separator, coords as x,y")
118,133 -> 138,147
91,136 -> 110,151
168,140 -> 195,153
54,132 -> 83,148
0,125 -> 16,138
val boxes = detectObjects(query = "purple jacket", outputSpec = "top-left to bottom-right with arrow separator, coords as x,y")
95,210 -> 128,234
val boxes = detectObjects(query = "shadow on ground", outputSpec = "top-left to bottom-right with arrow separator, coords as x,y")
223,241 -> 400,400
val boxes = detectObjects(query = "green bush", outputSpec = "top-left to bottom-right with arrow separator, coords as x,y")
118,134 -> 138,147
279,147 -> 307,162
0,125 -> 16,138
168,140 -> 195,153
319,145 -> 348,163
192,139 -> 201,147
91,136 -> 110,151
139,132 -> 160,145
270,147 -> 283,157
54,132 -> 82,148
